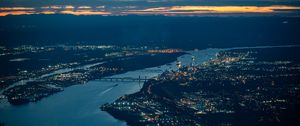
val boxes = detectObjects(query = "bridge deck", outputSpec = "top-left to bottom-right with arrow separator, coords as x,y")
96,76 -> 149,82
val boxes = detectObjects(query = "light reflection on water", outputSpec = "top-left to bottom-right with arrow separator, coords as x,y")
0,48 -> 220,126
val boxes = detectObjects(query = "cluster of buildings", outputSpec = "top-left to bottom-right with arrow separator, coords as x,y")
1,44 -> 184,106
102,47 -> 300,126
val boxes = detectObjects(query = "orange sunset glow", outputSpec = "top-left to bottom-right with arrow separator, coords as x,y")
60,10 -> 112,16
0,11 -> 35,16
168,5 -> 300,13
0,5 -> 300,16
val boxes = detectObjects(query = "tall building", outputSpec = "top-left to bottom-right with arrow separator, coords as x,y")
191,56 -> 196,66
176,60 -> 182,70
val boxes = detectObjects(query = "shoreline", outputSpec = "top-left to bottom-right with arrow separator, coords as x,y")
101,45 -> 300,126
1,52 -> 185,106
1,45 -> 299,126
0,48 -> 219,126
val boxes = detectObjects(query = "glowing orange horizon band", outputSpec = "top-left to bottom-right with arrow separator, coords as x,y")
1,5 -> 300,16
168,5 -> 300,13
60,10 -> 112,16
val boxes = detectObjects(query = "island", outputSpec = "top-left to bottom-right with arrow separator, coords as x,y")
1,45 -> 184,105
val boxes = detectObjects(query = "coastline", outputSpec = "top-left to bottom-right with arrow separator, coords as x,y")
100,48 -> 222,126
0,48 -> 220,126
1,52 -> 185,106
2,45 -> 298,126
101,45 -> 300,126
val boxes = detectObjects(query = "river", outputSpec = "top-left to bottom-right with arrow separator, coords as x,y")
0,48 -> 220,126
